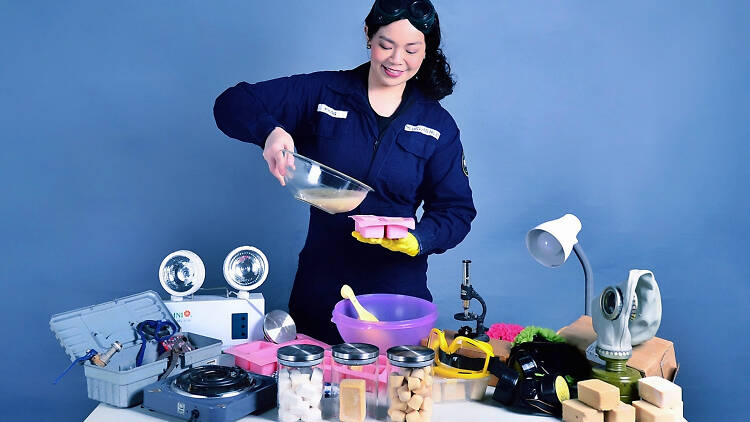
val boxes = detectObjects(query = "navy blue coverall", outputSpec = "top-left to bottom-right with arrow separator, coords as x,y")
214,63 -> 476,344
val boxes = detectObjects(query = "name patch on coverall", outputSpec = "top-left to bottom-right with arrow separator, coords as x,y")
404,124 -> 440,140
317,104 -> 348,119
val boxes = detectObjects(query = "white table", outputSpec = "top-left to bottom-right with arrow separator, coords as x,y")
85,388 -> 553,422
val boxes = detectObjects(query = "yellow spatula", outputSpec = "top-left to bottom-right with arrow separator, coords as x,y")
340,284 -> 379,322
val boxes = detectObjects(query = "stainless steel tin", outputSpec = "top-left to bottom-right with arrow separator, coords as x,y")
331,343 -> 379,365
386,345 -> 434,368
263,310 -> 297,344
277,344 -> 324,366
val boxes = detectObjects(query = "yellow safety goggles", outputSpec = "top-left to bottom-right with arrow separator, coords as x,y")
426,328 -> 494,379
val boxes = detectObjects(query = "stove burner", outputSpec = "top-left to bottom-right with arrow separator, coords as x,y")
173,365 -> 254,398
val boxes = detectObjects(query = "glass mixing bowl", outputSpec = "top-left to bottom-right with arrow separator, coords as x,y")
281,150 -> 373,214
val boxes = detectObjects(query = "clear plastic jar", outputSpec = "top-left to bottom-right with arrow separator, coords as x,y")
277,344 -> 325,422
385,346 -> 435,422
331,343 -> 379,422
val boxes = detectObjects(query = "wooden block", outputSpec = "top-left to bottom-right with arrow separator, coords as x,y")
407,393 -> 424,411
407,377 -> 422,391
388,408 -> 406,422
633,400 -> 679,422
405,410 -> 422,422
578,379 -> 620,411
604,402 -> 635,422
638,377 -> 682,408
390,374 -> 405,389
563,399 -> 604,422
390,399 -> 408,411
397,386 -> 411,402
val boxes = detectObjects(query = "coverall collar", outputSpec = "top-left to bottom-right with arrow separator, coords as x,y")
326,62 -> 432,105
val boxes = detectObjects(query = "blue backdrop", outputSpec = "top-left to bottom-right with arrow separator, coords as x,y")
1,1 -> 747,420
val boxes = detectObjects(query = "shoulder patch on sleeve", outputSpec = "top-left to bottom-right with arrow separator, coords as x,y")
462,151 -> 469,176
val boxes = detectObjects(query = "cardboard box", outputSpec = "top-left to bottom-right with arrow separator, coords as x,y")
420,329 -> 512,387
557,316 -> 679,381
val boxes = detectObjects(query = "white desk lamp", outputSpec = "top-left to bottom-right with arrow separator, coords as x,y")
526,214 -> 594,315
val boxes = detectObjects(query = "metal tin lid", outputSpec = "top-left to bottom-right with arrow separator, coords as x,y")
223,246 -> 268,292
332,343 -> 379,364
263,310 -> 297,344
386,346 -> 434,367
277,344 -> 324,364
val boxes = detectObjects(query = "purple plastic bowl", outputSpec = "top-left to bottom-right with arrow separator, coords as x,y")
331,294 -> 438,353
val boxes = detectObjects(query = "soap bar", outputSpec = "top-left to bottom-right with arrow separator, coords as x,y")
442,379 -> 466,401
562,399 -> 604,422
578,379 -> 620,411
633,400 -> 679,422
339,379 -> 366,422
604,402 -> 635,422
638,377 -> 682,408
669,401 -> 683,418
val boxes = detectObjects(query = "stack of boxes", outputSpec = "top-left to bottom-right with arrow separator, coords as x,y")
561,377 -> 686,422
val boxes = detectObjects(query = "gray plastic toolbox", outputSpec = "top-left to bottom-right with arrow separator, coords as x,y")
50,290 -> 222,407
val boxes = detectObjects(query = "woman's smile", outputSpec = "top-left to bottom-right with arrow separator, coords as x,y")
382,64 -> 405,78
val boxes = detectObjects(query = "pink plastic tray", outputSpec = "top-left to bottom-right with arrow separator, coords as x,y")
227,335 -> 391,387
226,334 -> 330,377
350,215 -> 415,239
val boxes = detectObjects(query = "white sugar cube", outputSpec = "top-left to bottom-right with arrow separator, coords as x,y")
303,392 -> 322,407
302,406 -> 322,421
297,382 -> 322,401
278,409 -> 298,422
279,387 -> 296,405
291,372 -> 311,389
287,399 -> 308,417
310,367 -> 323,384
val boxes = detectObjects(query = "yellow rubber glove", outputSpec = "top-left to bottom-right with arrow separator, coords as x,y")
351,232 -> 420,257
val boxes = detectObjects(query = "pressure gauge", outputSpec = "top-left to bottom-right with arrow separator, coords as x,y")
223,246 -> 269,298
159,250 -> 205,301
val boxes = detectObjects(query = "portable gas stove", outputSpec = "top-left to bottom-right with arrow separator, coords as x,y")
142,365 -> 277,422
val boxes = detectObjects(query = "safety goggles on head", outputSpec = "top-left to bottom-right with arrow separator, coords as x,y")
427,328 -> 494,379
373,0 -> 436,34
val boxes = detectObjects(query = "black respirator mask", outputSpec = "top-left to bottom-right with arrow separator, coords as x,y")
489,338 -> 592,416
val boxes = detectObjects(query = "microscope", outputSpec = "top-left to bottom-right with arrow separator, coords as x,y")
454,259 -> 489,342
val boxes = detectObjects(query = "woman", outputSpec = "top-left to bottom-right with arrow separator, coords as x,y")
214,0 -> 476,344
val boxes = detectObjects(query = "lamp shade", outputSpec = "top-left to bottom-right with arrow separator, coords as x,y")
159,250 -> 205,299
526,214 -> 582,267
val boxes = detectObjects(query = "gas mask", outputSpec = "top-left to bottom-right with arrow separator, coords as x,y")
592,270 -> 662,360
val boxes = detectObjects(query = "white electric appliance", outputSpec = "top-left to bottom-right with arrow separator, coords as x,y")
159,247 -> 268,349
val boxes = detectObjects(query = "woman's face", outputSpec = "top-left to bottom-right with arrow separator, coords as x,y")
367,19 -> 426,88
